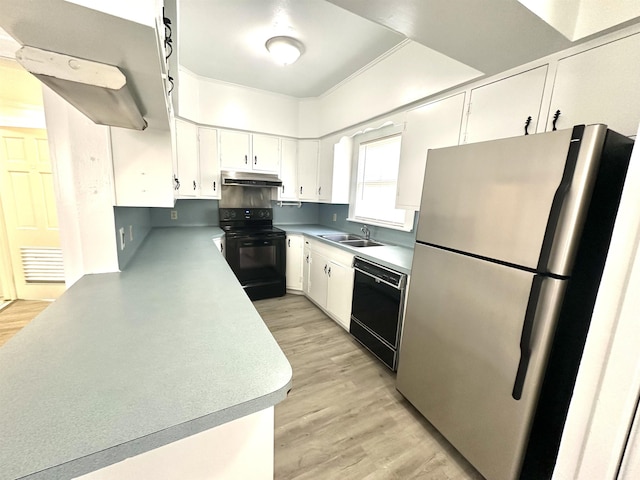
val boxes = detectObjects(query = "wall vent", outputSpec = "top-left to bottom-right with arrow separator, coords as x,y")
20,247 -> 64,283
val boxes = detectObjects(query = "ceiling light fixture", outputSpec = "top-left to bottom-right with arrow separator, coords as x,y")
265,36 -> 304,66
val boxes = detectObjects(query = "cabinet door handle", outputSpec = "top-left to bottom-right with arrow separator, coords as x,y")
213,181 -> 216,191
193,180 -> 197,190
324,264 -> 327,274
524,116 -> 532,135
318,186 -> 322,195
254,155 -> 257,165
282,184 -> 285,193
552,109 -> 561,131
300,186 -> 303,194
174,175 -> 180,190
244,155 -> 248,164
328,266 -> 332,277
288,238 -> 291,247
306,254 -> 309,263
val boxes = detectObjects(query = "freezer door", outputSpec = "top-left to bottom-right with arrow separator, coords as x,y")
417,125 -> 607,273
396,244 -> 566,480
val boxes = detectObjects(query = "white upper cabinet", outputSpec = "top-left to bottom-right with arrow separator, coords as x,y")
396,93 -> 466,211
279,138 -> 298,201
175,120 -> 220,199
176,119 -> 199,198
463,66 -> 548,144
219,130 -> 251,170
112,127 -> 175,207
547,32 -> 640,137
198,127 -> 220,199
298,140 -> 319,201
251,134 -> 280,172
317,137 -> 334,201
316,136 -> 352,204
219,130 -> 280,173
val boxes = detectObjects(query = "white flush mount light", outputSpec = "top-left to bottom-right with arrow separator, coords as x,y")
265,36 -> 304,66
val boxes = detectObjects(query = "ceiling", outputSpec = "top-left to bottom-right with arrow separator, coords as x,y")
2,1 -> 640,102
178,0 -> 640,99
178,0 -> 406,98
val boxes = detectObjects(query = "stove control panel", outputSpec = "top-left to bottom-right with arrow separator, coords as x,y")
219,208 -> 272,221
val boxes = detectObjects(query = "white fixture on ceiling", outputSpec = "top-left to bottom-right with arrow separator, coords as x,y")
15,45 -> 147,130
265,36 -> 304,65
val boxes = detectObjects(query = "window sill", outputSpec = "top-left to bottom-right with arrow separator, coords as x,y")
346,217 -> 414,233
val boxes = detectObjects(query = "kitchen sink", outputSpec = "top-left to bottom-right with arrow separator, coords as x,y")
320,234 -> 364,242
340,239 -> 385,248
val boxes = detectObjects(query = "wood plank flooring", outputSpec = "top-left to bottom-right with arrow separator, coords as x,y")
253,294 -> 484,480
0,300 -> 50,347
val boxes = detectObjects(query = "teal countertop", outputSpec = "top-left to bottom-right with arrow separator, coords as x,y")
0,227 -> 292,480
278,224 -> 414,274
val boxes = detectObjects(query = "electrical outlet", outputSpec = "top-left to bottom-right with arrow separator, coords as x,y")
332,213 -> 337,222
119,227 -> 125,250
129,225 -> 134,241
170,210 -> 178,220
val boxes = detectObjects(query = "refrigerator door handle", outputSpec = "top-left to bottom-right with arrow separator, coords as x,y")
512,275 -> 544,400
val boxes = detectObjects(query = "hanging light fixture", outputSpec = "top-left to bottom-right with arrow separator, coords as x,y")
265,36 -> 304,66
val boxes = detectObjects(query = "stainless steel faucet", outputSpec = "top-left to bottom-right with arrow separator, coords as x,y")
361,225 -> 370,240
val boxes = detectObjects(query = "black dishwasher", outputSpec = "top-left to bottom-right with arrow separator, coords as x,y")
350,257 -> 407,371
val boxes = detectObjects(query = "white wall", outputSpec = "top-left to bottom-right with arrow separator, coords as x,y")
178,41 -> 480,139
315,41 -> 481,136
43,87 -> 119,286
552,122 -> 640,479
178,67 -> 300,137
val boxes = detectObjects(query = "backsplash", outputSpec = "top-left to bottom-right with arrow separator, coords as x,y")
272,201 -> 319,224
317,204 -> 417,248
115,200 -> 413,270
113,207 -> 152,269
150,199 -> 220,227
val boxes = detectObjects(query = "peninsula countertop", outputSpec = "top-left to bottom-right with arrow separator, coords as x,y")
0,227 -> 292,480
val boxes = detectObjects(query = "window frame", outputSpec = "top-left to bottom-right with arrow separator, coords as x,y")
347,124 -> 414,232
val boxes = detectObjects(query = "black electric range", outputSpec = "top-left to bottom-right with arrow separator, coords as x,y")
219,208 -> 286,300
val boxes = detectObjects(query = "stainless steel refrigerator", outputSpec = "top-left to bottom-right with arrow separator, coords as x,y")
396,124 -> 634,480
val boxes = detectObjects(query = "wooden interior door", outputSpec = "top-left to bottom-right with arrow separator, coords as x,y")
0,127 -> 65,299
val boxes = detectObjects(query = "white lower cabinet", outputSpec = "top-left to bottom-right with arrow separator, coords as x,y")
285,234 -> 304,291
303,241 -> 311,295
305,238 -> 354,330
326,260 -> 354,330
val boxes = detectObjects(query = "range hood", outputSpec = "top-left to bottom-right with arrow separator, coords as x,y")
221,171 -> 283,188
15,45 -> 147,130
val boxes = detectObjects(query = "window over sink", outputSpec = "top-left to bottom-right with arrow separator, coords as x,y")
348,125 -> 414,231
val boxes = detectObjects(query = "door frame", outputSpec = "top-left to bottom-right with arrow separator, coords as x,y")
0,193 -> 16,300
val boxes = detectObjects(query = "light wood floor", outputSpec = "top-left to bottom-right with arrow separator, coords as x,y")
2,294 -> 484,478
254,294 -> 484,480
0,300 -> 50,347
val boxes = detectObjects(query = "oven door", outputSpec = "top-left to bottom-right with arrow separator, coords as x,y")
224,232 -> 286,299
